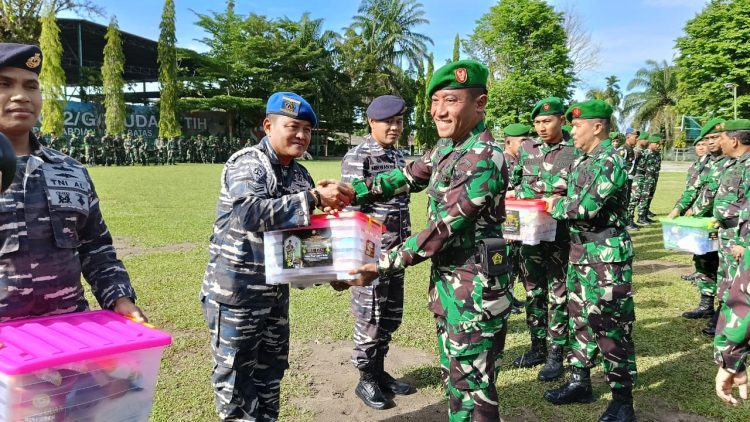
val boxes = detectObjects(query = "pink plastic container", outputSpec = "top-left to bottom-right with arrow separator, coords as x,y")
0,310 -> 171,422
503,198 -> 557,245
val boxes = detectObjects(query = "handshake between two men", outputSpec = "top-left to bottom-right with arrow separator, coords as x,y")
308,179 -> 380,290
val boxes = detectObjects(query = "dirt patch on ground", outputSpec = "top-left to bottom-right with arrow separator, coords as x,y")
633,259 -> 693,275
113,236 -> 198,258
640,400 -> 716,422
289,340 -> 445,421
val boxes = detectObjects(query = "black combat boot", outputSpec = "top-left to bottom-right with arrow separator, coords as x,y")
702,304 -> 721,337
538,344 -> 564,381
376,355 -> 413,395
513,336 -> 547,368
625,223 -> 640,231
511,296 -> 525,314
680,271 -> 700,281
647,211 -> 656,218
598,388 -> 636,422
682,294 -> 715,319
636,217 -> 651,226
355,367 -> 391,410
544,366 -> 595,405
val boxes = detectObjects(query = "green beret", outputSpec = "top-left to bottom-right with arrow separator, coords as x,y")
531,97 -> 565,119
718,119 -> 750,132
696,118 -> 726,141
565,99 -> 613,121
637,131 -> 649,140
610,131 -> 625,142
427,59 -> 489,97
561,124 -> 572,133
648,135 -> 662,144
504,123 -> 532,137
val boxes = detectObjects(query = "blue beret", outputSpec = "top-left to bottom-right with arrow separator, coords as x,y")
266,92 -> 317,127
0,43 -> 42,75
625,127 -> 636,135
367,95 -> 406,120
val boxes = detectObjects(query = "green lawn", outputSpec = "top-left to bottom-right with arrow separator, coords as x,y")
84,162 -> 748,421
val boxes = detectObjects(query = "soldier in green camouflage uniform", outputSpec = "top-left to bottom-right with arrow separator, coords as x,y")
634,135 -> 661,224
510,97 -> 576,382
347,60 -> 511,422
167,136 -> 177,165
619,129 -> 639,230
543,100 -> 637,422
714,120 -> 750,406
667,119 -> 725,322
626,132 -> 649,226
83,129 -> 96,165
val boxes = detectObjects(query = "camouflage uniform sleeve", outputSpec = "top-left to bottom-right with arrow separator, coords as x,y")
674,161 -> 707,213
378,146 -> 505,274
341,148 -> 366,213
352,147 -> 433,205
551,155 -> 626,221
225,152 -> 313,232
509,148 -> 523,189
78,171 -> 137,310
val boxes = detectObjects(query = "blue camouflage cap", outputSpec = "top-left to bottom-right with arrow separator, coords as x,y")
367,95 -> 406,120
266,92 -> 317,127
0,43 -> 42,75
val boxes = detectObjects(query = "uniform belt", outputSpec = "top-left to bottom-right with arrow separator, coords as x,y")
720,217 -> 739,230
569,227 -> 621,244
433,248 -> 477,266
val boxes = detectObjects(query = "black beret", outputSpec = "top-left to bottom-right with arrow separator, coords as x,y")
0,43 -> 42,75
367,95 -> 406,121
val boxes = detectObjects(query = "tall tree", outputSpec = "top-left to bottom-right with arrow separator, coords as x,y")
38,2 -> 66,136
585,75 -> 622,129
0,0 -> 103,43
157,0 -> 181,138
559,3 -> 600,81
622,60 -> 679,142
101,17 -> 125,136
466,0 -> 574,126
676,0 -> 750,119
452,34 -> 460,62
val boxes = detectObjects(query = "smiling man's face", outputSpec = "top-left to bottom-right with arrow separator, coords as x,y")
0,66 -> 41,138
263,114 -> 312,165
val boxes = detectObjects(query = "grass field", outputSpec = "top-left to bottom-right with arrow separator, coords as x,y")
85,162 -> 748,421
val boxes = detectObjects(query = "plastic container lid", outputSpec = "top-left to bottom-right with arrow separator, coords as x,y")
505,198 -> 547,211
658,216 -> 718,229
0,310 -> 172,375
306,211 -> 385,233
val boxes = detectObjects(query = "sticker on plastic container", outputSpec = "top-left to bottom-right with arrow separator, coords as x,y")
282,228 -> 333,269
503,210 -> 521,235
709,231 -> 718,240
365,240 -> 375,257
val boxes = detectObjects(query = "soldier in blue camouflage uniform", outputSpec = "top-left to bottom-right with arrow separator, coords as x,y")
0,43 -> 146,323
667,119 -> 724,322
346,60 -> 511,422
340,95 -> 413,410
201,92 -> 354,422
510,97 -> 576,382
542,100 -> 637,422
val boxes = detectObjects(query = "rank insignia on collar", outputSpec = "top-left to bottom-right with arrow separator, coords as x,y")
26,53 -> 41,69
543,103 -> 550,111
572,108 -> 582,118
281,96 -> 300,117
455,68 -> 467,84
491,252 -> 503,265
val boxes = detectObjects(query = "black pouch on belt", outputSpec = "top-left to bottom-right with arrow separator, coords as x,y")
477,238 -> 510,277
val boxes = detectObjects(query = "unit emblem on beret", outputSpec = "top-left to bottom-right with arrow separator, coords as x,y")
26,53 -> 41,69
455,68 -> 467,84
716,123 -> 724,131
572,108 -> 581,118
543,103 -> 550,111
281,96 -> 300,117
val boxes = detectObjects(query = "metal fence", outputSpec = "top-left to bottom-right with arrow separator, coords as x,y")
666,147 -> 696,162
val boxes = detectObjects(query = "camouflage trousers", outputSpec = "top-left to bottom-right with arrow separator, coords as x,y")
201,287 -> 290,422
436,315 -> 507,422
693,252 -> 719,297
351,271 -> 405,369
635,175 -> 657,218
714,254 -> 750,373
507,241 -> 521,286
567,261 -> 637,390
624,177 -> 634,225
627,176 -> 645,221
519,239 -> 570,345
717,227 -> 740,303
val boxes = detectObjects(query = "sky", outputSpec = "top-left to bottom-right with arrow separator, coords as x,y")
59,0 -> 709,100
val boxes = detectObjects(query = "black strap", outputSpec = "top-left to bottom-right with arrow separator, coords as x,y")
433,248 -> 477,266
720,217 -> 739,230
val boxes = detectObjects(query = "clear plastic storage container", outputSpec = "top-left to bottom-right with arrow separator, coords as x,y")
659,216 -> 718,254
264,212 -> 385,287
503,198 -> 557,245
0,310 -> 171,422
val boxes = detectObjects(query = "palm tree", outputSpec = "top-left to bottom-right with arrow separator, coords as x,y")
586,75 -> 622,130
622,60 -> 679,141
349,0 -> 433,75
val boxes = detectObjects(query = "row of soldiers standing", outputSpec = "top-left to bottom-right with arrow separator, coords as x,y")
42,131 -> 251,166
614,130 -> 664,229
